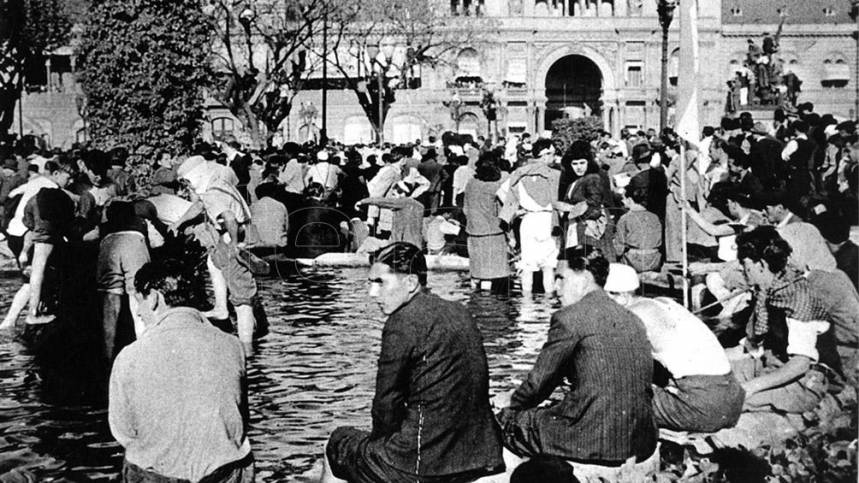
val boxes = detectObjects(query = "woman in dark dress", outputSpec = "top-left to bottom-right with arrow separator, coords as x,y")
554,140 -> 616,260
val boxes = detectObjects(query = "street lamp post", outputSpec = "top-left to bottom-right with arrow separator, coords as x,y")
18,82 -> 23,138
851,1 -> 859,119
657,0 -> 676,133
320,10 -> 328,146
481,88 -> 498,143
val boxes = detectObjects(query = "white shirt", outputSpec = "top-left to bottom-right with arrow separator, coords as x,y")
147,194 -> 193,225
304,162 -> 341,191
208,162 -> 239,187
697,136 -> 713,175
781,133 -> 807,162
628,297 -> 731,378
7,176 -> 58,237
452,166 -> 475,198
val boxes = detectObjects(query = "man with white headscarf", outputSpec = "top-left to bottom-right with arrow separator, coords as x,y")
605,263 -> 745,432
498,138 -> 560,295
171,155 -> 258,354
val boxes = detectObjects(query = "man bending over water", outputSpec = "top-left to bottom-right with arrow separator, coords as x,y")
322,242 -> 504,482
604,263 -> 745,433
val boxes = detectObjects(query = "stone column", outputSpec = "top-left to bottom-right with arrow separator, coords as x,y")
536,104 -> 544,134
614,0 -> 626,16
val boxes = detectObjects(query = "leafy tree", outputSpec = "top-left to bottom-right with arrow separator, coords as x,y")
77,0 -> 212,183
0,0 -> 78,135
551,116 -> 602,155
206,0 -> 329,148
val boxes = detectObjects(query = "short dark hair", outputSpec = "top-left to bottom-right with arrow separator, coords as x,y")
532,138 -> 553,158
624,183 -> 649,206
813,206 -> 850,243
707,182 -> 734,217
511,456 -> 579,483
255,182 -> 280,200
725,189 -> 760,210
792,119 -> 809,134
724,144 -> 749,169
371,242 -> 428,286
475,160 -> 501,182
45,157 -> 77,176
134,259 -> 195,307
567,248 -> 610,287
736,226 -> 792,274
303,182 -> 325,199
391,146 -> 413,160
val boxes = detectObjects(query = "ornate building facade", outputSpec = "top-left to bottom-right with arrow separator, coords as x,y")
14,0 -> 859,147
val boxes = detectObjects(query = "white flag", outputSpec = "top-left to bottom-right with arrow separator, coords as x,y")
675,0 -> 700,144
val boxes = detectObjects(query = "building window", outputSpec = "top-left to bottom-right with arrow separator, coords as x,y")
823,7 -> 835,17
624,100 -> 647,129
211,117 -> 235,141
822,57 -> 850,88
668,48 -> 679,86
567,0 -> 612,16
76,128 -> 87,144
451,0 -> 484,16
626,63 -> 643,87
730,6 -> 742,16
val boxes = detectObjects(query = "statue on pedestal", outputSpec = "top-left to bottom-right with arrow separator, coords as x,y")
726,13 -> 799,114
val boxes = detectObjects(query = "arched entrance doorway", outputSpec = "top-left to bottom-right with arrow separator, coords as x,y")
544,55 -> 602,130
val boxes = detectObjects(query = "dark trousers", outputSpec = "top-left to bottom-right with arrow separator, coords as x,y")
652,373 -> 745,432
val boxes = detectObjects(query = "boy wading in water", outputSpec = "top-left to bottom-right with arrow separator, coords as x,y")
172,156 -> 258,354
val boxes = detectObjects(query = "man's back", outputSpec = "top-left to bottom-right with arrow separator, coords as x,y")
109,307 -> 248,481
288,200 -> 349,257
807,269 -> 859,350
251,196 -> 288,247
510,289 -> 657,463
373,291 -> 503,476
778,219 -> 836,272
629,297 -> 731,378
834,241 -> 859,290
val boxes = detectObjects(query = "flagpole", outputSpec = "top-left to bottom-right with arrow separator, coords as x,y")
675,0 -> 697,309
680,142 -> 689,309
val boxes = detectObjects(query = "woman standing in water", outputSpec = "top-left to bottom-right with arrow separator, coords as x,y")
554,140 -> 616,260
463,156 -> 509,290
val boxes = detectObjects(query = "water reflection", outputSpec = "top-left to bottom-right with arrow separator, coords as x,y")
0,268 -> 554,481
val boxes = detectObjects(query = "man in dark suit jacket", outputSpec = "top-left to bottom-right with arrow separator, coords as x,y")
727,145 -> 765,197
496,250 -> 657,466
323,242 -> 504,482
748,130 -> 786,189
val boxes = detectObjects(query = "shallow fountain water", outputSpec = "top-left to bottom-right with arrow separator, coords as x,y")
0,268 -> 557,481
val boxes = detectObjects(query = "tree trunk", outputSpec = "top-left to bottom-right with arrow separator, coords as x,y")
238,104 -> 265,150
0,85 -> 19,135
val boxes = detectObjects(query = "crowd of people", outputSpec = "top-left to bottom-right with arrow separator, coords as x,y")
0,99 -> 857,481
